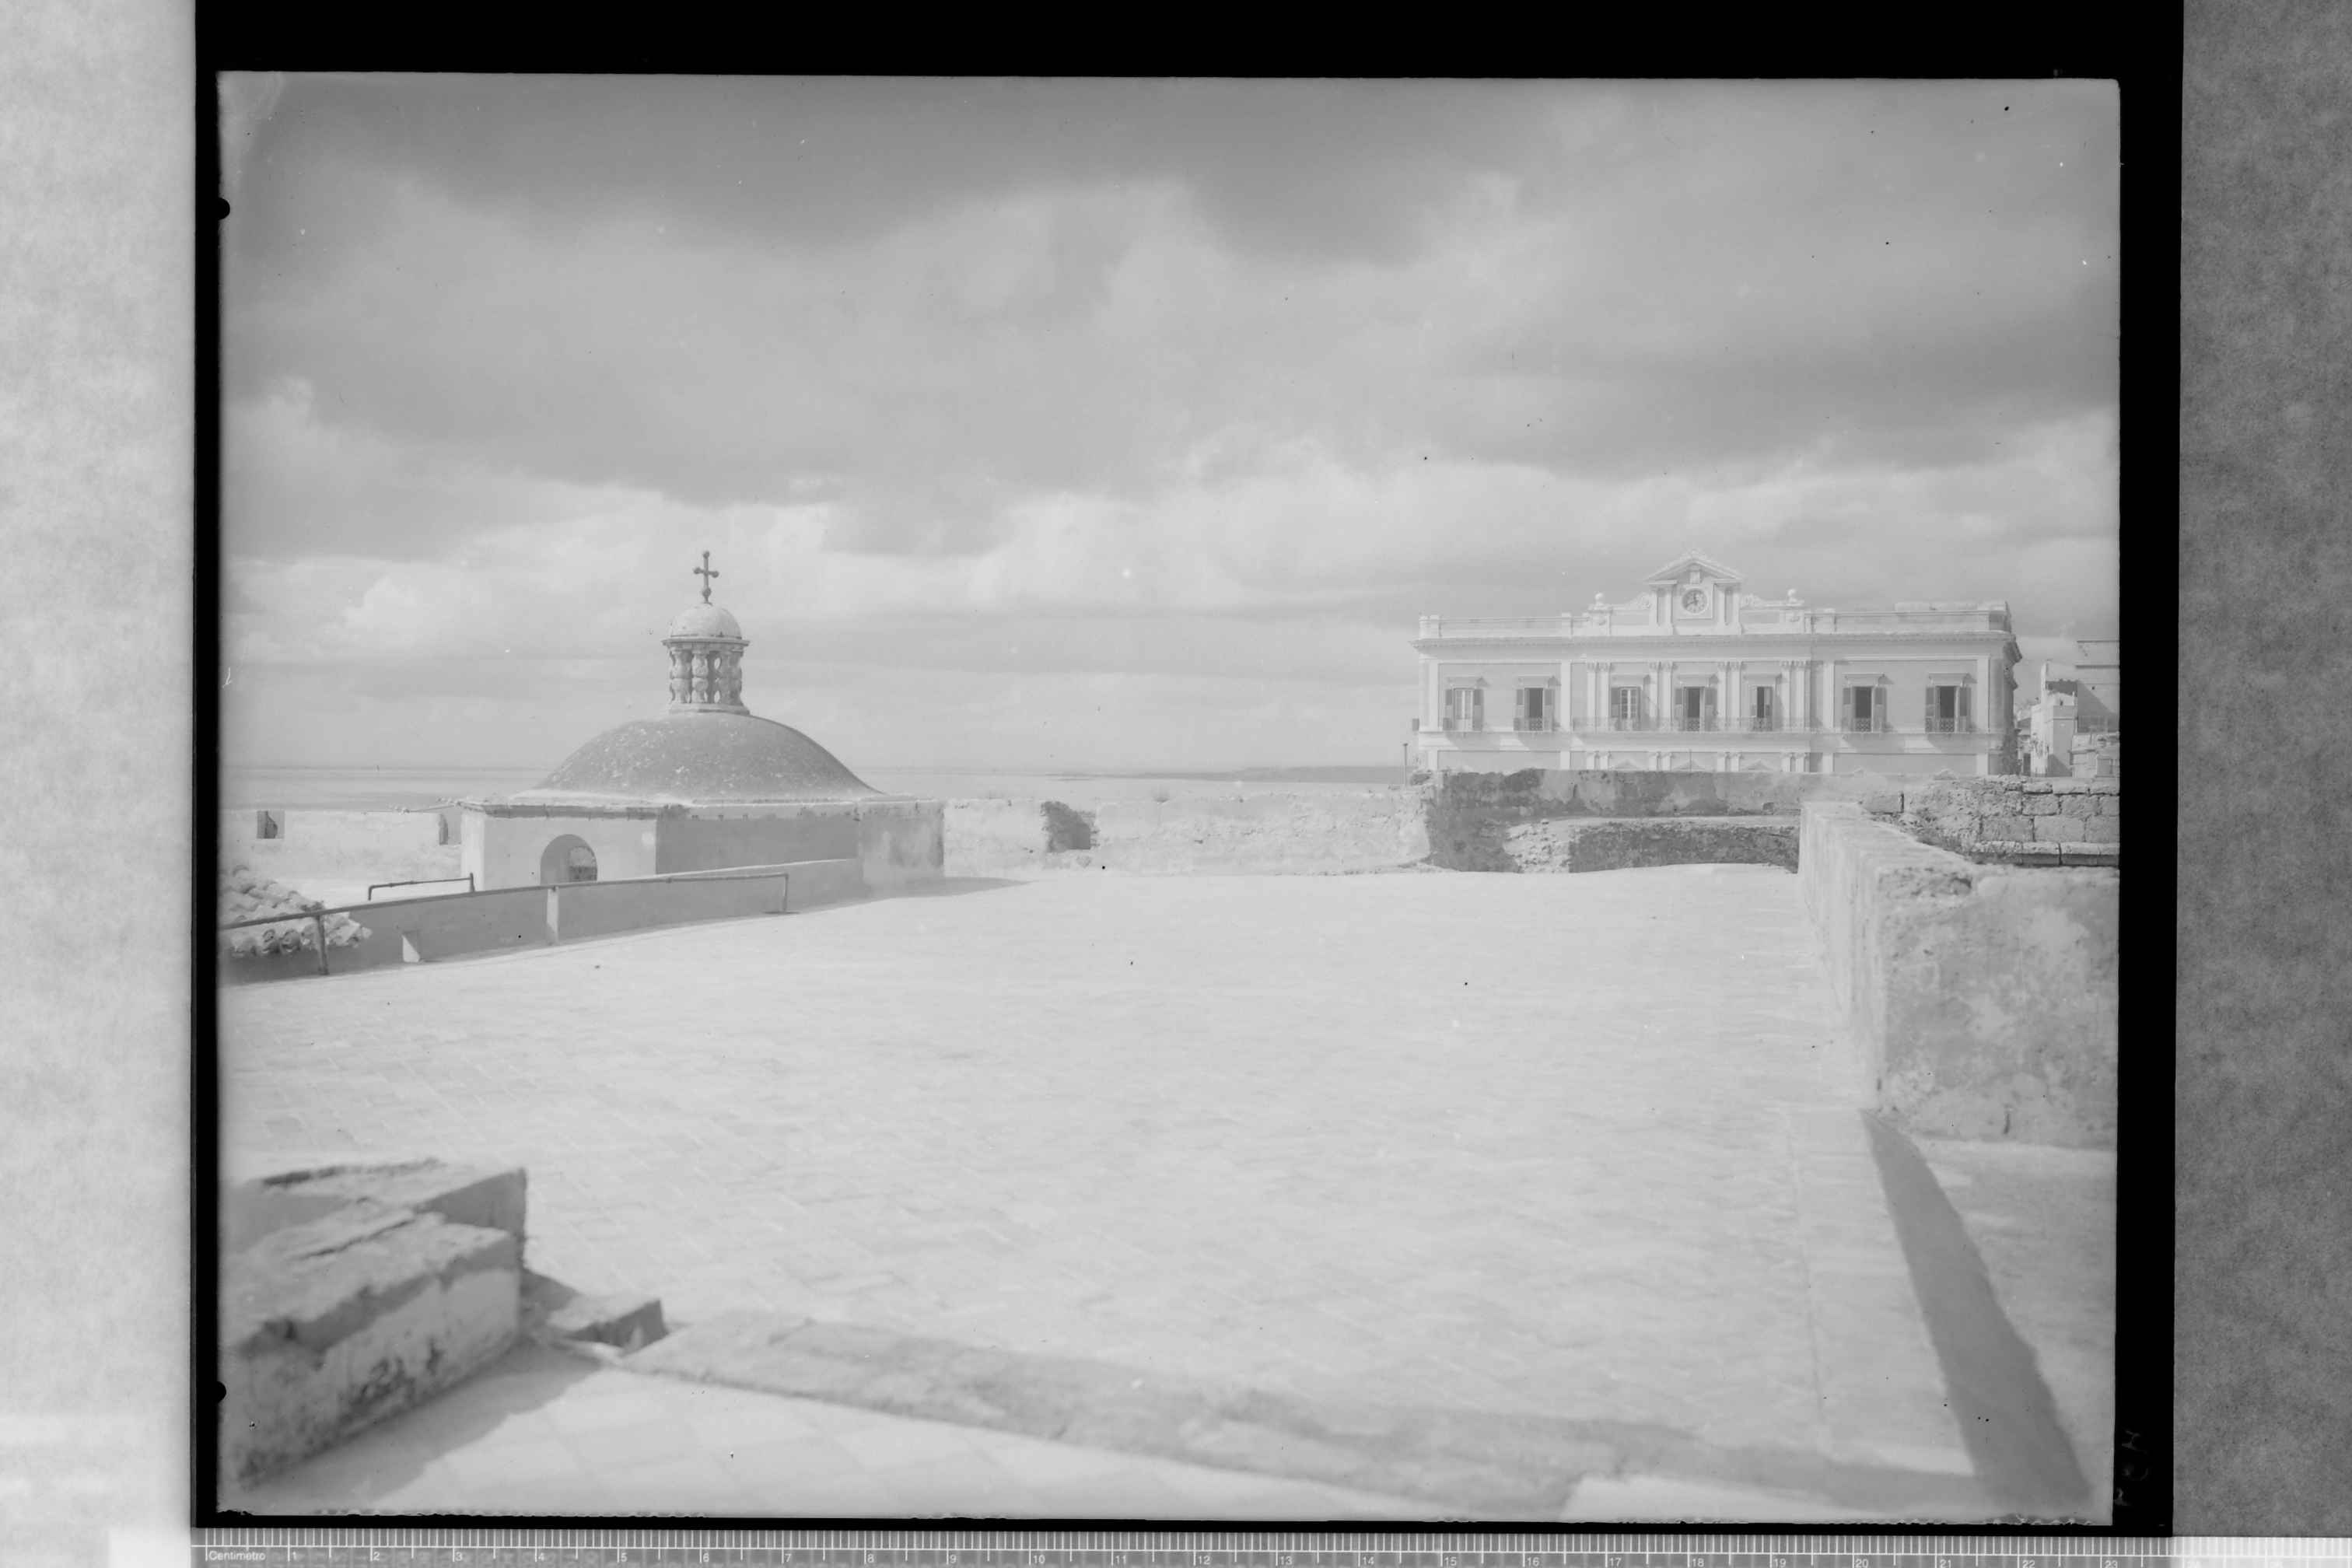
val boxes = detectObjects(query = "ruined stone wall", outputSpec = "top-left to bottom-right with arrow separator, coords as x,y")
947,775 -> 1902,877
1497,817 -> 1801,873
1800,801 -> 2119,1147
943,792 -> 1431,877
1426,769 -> 1902,872
1894,776 -> 2120,866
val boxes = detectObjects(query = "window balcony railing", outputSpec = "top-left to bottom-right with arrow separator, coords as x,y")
1423,713 -> 2005,741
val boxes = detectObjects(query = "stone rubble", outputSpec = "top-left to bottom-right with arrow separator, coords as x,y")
218,863 -> 371,960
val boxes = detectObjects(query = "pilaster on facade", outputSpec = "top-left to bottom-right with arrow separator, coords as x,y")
1411,552 -> 2023,778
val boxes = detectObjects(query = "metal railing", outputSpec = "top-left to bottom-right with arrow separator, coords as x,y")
1421,714 -> 2007,740
368,873 -> 475,900
216,908 -> 343,975
219,863 -> 802,977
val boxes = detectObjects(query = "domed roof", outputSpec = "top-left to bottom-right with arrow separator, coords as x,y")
516,713 -> 884,803
668,603 -> 744,639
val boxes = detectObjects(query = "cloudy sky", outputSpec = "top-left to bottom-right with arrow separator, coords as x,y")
219,75 -> 2119,775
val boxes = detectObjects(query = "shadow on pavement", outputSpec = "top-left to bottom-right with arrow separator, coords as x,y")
622,1309 -> 2021,1521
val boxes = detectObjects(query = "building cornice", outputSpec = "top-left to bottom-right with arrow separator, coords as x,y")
1412,631 -> 2020,656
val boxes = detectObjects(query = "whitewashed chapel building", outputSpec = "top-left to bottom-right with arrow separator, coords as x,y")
1411,551 -> 2022,776
457,556 -> 943,891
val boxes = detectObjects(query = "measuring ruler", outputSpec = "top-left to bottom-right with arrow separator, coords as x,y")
180,1535 -> 2342,1568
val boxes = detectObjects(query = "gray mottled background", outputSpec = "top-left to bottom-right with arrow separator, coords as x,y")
0,0 -> 193,1559
2180,0 -> 2352,1537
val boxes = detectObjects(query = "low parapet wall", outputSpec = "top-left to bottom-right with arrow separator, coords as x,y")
1434,768 -> 1902,818
1496,817 -> 1800,873
944,792 -> 1430,877
944,776 -> 1917,877
220,859 -> 864,982
670,857 -> 866,909
1428,769 -> 1902,872
549,871 -> 789,943
1800,802 -> 2118,1146
1093,793 -> 1431,874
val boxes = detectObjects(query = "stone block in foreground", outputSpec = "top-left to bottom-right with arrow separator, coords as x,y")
222,1159 -> 526,1257
524,1270 -> 667,1352
220,1205 -> 520,1487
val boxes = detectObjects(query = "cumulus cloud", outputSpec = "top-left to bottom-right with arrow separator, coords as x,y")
219,75 -> 2120,769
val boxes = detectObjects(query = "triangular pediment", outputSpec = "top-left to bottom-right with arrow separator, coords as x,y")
1642,548 -> 1745,587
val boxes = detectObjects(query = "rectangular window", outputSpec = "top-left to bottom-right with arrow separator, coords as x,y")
1676,686 -> 1713,731
1610,685 -> 1645,728
1517,686 -> 1552,731
1444,686 -> 1485,732
1751,686 -> 1776,730
1927,684 -> 1972,734
1845,685 -> 1879,732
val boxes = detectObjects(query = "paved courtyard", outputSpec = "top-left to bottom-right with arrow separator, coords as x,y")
222,868 -> 1986,1515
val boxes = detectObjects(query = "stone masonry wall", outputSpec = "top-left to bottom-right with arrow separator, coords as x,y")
1427,770 -> 1901,873
1895,776 -> 2120,866
944,792 -> 1431,877
1498,817 -> 1801,873
1801,801 -> 2119,1147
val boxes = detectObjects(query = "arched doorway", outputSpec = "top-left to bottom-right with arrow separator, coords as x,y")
539,834 -> 598,886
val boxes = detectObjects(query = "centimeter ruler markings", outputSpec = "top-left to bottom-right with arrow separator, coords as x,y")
184,1536 -> 2347,1567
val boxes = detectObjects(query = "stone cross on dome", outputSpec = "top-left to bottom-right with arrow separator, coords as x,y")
664,555 -> 749,715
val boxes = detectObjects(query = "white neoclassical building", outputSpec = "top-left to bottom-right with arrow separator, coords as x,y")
1411,551 -> 2023,776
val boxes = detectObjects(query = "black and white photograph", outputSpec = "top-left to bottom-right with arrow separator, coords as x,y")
208,75 -> 2123,1524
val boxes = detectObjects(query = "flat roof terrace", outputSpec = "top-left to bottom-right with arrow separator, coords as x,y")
221,870 -> 1990,1517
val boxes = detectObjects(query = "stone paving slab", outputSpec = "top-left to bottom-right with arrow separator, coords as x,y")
224,1341 -> 1442,1519
1915,1137 -> 2116,1521
221,870 -> 1984,1515
621,1307 -> 1993,1519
